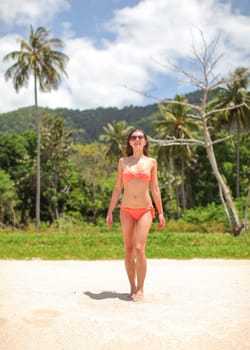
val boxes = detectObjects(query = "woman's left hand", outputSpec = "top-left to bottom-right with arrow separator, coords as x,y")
158,214 -> 165,229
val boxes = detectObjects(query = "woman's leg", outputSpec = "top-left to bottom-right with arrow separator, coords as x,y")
133,211 -> 152,300
120,210 -> 137,297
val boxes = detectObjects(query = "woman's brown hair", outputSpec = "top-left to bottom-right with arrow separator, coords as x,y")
125,129 -> 149,156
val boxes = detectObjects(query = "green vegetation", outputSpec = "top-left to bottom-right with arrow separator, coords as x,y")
0,119 -> 249,231
0,226 -> 249,260
0,28 -> 249,235
4,25 -> 69,228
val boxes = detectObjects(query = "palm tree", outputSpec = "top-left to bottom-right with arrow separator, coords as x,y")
100,120 -> 134,165
3,25 -> 69,228
209,67 -> 250,197
154,95 -> 200,213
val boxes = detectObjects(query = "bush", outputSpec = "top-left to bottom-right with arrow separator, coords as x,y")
166,203 -> 231,233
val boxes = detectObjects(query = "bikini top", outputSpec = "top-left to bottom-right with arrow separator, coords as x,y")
122,168 -> 151,183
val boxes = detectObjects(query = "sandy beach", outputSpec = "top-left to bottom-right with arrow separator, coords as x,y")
0,259 -> 250,350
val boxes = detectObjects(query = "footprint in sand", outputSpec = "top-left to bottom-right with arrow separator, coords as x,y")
23,309 -> 61,328
0,317 -> 8,326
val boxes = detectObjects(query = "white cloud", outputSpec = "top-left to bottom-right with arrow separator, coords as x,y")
0,0 -> 249,113
0,0 -> 69,28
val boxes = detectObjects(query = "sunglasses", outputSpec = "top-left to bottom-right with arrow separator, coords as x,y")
130,135 -> 144,140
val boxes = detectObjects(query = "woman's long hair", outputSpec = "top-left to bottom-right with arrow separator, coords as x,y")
125,129 -> 149,156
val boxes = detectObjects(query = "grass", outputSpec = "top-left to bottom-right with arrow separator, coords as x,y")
0,225 -> 249,260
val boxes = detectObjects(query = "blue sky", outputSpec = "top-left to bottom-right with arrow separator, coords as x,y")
0,0 -> 249,113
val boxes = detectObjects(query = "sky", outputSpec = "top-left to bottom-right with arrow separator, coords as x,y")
0,0 -> 249,113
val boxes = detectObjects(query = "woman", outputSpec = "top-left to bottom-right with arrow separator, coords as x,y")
106,128 -> 165,302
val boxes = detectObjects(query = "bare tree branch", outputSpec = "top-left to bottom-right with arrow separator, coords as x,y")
161,98 -> 201,111
212,135 -> 233,145
148,136 -> 205,147
124,85 -> 163,102
206,54 -> 223,78
124,84 -> 204,113
206,103 -> 245,118
186,113 -> 202,121
177,68 -> 205,89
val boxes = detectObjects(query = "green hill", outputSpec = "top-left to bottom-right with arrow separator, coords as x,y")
0,89 -> 204,143
0,104 -> 159,143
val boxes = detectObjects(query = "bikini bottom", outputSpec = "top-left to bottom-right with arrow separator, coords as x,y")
120,205 -> 155,220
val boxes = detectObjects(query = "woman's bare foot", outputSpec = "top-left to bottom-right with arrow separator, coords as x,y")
130,289 -> 137,300
133,291 -> 144,302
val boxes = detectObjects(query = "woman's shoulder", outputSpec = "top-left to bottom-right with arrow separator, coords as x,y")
119,156 -> 132,164
146,157 -> 157,171
118,157 -> 129,168
119,156 -> 128,163
146,156 -> 157,164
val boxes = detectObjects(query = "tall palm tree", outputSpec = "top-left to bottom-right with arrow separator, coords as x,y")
154,95 -> 200,213
209,67 -> 250,197
3,25 -> 69,228
100,120 -> 134,165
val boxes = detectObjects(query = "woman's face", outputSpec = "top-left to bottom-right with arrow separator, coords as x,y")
129,131 -> 147,151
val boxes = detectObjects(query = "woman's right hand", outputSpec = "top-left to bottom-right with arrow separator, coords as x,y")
106,213 -> 113,228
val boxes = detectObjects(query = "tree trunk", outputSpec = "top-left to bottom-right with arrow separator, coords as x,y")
92,181 -> 98,224
201,91 -> 243,235
236,125 -> 240,198
0,200 -> 3,223
173,165 -> 180,218
34,74 -> 41,229
54,174 -> 60,221
181,157 -> 186,211
243,186 -> 250,231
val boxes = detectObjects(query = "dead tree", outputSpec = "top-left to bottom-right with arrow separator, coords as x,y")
151,31 -> 248,235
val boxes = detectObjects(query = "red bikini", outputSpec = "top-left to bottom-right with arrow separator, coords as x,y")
120,205 -> 155,220
122,169 -> 151,183
120,168 -> 155,220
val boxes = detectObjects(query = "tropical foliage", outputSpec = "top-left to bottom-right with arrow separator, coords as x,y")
99,120 -> 134,164
153,95 -> 201,214
3,25 -> 69,228
208,67 -> 250,197
0,169 -> 17,225
0,103 -> 249,231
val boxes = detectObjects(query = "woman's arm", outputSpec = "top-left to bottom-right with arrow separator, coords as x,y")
106,158 -> 124,227
150,159 -> 166,229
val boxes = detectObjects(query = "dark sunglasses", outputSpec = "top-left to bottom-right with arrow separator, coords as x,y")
130,135 -> 144,140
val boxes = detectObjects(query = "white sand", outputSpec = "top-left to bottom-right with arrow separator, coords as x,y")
0,259 -> 250,350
